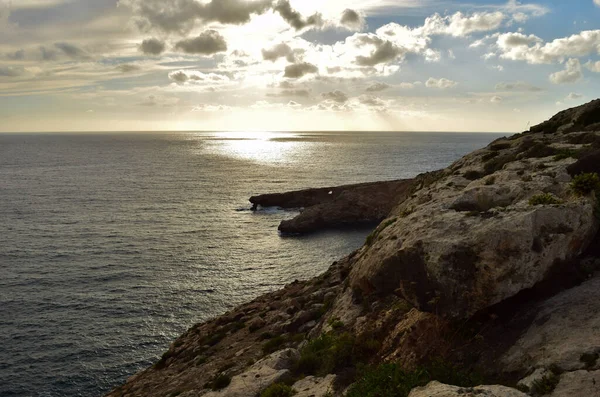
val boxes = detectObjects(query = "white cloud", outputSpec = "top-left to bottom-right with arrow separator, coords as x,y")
321,90 -> 349,103
566,92 -> 583,100
490,95 -> 503,103
595,0 -> 600,7
549,58 -> 583,84
168,70 -> 230,84
498,30 -> 600,64
585,60 -> 600,72
421,11 -> 505,37
366,82 -> 390,92
425,77 -> 458,89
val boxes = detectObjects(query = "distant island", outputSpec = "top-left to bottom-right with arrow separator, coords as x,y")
108,100 -> 600,397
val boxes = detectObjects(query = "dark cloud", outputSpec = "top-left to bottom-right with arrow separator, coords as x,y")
175,30 -> 227,55
340,9 -> 364,30
121,0 -> 272,34
273,0 -> 322,30
321,90 -> 348,103
366,82 -> 391,92
54,42 -> 90,59
284,62 -> 318,78
140,38 -> 166,55
0,65 -> 24,77
262,43 -> 294,62
116,64 -> 141,73
267,89 -> 310,98
6,49 -> 25,60
355,36 -> 403,66
168,70 -> 230,84
39,46 -> 58,61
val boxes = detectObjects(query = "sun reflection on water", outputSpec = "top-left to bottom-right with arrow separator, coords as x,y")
203,131 -> 311,165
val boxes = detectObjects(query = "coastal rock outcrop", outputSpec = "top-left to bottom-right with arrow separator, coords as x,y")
250,180 -> 415,234
348,128 -> 599,318
108,100 -> 600,397
408,381 -> 527,397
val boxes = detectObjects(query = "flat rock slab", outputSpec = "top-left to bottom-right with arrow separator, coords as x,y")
292,375 -> 336,397
502,277 -> 600,373
408,381 -> 527,397
203,349 -> 299,397
551,370 -> 600,397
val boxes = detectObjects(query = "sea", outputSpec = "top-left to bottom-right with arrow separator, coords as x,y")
0,131 -> 506,397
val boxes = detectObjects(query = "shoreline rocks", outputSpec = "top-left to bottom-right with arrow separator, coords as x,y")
107,100 -> 600,397
250,179 -> 415,234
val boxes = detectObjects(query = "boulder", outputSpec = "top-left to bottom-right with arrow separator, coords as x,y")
408,381 -> 527,397
502,277 -> 600,373
202,349 -> 299,397
291,375 -> 336,397
350,135 -> 599,318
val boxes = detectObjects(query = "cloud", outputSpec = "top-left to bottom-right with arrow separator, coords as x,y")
359,95 -> 386,108
498,30 -> 600,65
321,90 -> 348,103
273,0 -> 322,31
6,49 -> 25,60
120,0 -> 273,33
354,35 -> 404,66
585,60 -> 600,72
595,0 -> 600,7
0,65 -> 24,77
175,30 -> 227,55
549,58 -> 583,84
426,77 -> 458,89
54,42 -> 90,59
168,70 -> 230,84
340,9 -> 365,31
116,64 -> 141,73
422,11 -> 505,37
490,95 -> 503,103
566,92 -> 583,100
366,82 -> 390,92
267,89 -> 310,98
140,38 -> 166,55
495,81 -> 543,92
262,43 -> 294,62
284,62 -> 318,78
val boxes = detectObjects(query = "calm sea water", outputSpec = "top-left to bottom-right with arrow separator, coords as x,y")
0,131 -> 505,397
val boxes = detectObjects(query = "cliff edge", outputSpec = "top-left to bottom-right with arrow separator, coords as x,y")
107,100 -> 600,397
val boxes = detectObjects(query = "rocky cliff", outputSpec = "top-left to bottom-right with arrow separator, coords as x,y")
107,100 -> 600,397
250,179 -> 415,234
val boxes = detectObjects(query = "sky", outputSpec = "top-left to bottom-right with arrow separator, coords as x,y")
1,0 -> 599,132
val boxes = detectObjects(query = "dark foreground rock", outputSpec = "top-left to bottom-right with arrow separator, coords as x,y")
250,180 -> 415,234
108,100 -> 600,397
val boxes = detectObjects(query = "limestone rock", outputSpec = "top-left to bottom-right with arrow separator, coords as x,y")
203,349 -> 299,397
502,277 -> 600,373
349,132 -> 599,318
408,381 -> 527,397
291,375 -> 336,397
550,370 -> 600,397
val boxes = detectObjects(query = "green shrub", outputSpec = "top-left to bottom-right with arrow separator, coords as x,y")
262,336 -> 287,354
571,173 -> 600,196
529,193 -> 563,206
346,360 -> 483,397
464,170 -> 484,180
260,383 -> 296,397
295,331 -> 379,377
530,373 -> 559,396
553,149 -> 578,161
211,373 -> 231,390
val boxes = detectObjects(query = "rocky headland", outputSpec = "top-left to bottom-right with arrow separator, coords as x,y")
250,179 -> 415,234
108,100 -> 600,397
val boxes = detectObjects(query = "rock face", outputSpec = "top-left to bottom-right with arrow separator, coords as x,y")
250,180 -> 415,234
502,276 -> 600,373
107,100 -> 600,397
348,126 -> 600,318
203,349 -> 299,397
408,381 -> 527,397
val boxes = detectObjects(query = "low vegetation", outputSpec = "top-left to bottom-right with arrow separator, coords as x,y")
260,383 -> 296,397
210,373 -> 231,390
529,193 -> 563,206
366,218 -> 397,246
346,360 -> 484,397
571,172 -> 600,196
530,372 -> 560,396
553,149 -> 578,161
